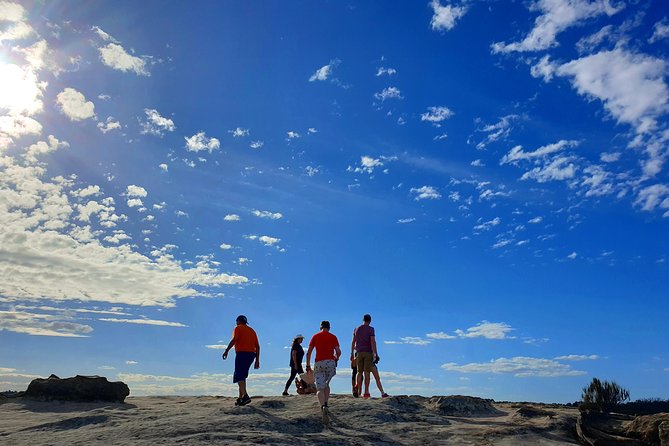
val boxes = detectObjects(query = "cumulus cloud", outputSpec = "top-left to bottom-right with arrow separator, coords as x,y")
421,106 -> 454,126
252,210 -> 283,219
385,337 -> 432,346
492,0 -> 623,53
224,214 -> 240,221
24,135 -> 69,164
56,88 -> 95,121
376,67 -> 397,76
0,310 -> 93,337
649,18 -> 669,44
126,185 -> 147,197
374,87 -> 403,101
229,127 -> 249,137
249,140 -> 264,149
554,354 -> 599,361
521,155 -> 577,183
98,43 -> 149,76
410,185 -> 441,200
442,356 -> 587,377
430,0 -> 467,32
634,184 -> 669,213
454,321 -> 514,340
185,132 -> 220,153
287,131 -> 300,139
246,235 -> 281,247
141,109 -> 175,136
348,155 -> 397,174
534,50 -> 669,134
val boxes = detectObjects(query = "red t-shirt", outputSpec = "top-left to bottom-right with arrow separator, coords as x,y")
309,331 -> 339,362
232,324 -> 259,353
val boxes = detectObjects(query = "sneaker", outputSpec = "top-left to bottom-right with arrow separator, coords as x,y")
381,393 -> 389,398
321,405 -> 330,426
352,386 -> 358,398
238,394 -> 252,406
282,391 -> 289,396
362,393 -> 371,399
234,398 -> 242,406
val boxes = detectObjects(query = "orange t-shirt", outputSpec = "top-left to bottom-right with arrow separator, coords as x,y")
232,324 -> 258,353
309,331 -> 339,362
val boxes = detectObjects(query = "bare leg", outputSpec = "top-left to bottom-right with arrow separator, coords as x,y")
372,367 -> 385,394
364,371 -> 371,394
317,387 -> 328,406
356,371 -> 363,395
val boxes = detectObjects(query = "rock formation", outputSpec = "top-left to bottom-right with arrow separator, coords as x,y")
24,374 -> 129,403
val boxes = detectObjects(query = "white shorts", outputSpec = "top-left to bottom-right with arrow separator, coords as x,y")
314,359 -> 337,390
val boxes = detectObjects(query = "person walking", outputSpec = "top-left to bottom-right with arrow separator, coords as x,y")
282,334 -> 305,395
350,314 -> 378,399
305,320 -> 341,425
222,315 -> 260,406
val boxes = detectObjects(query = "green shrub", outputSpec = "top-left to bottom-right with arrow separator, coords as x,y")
579,378 -> 630,412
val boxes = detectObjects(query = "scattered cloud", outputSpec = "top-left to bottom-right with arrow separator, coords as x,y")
376,67 -> 396,76
249,140 -> 264,149
442,356 -> 587,377
56,88 -> 95,121
410,185 -> 441,201
99,318 -> 187,327
219,243 -> 232,250
229,127 -> 249,137
205,344 -> 227,350
385,336 -> 432,346
473,217 -> 500,231
246,235 -> 281,247
554,354 -> 599,361
185,131 -> 220,153
309,59 -> 341,82
421,106 -> 454,126
476,115 -> 519,150
491,0 -> 623,53
287,131 -> 300,139
348,155 -> 397,174
500,140 -> 579,165
224,214 -> 241,221
649,18 -> 669,44
97,117 -> 121,134
126,360 -> 138,365
397,218 -> 416,224
430,0 -> 467,32
305,166 -> 319,177
252,210 -> 283,220
567,252 -> 578,259
141,108 -> 175,136
374,86 -> 403,101
98,43 -> 150,76
454,321 -> 514,340
0,310 -> 93,337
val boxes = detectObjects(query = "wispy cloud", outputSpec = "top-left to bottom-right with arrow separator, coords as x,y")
442,356 -> 587,377
99,318 -> 187,327
252,210 -> 283,220
421,106 -> 454,126
410,185 -> 441,201
98,43 -> 150,76
373,86 -> 403,101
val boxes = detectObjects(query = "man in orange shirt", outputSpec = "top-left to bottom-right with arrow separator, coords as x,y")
305,320 -> 341,425
222,315 -> 260,406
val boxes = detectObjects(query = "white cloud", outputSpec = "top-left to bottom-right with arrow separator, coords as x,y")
540,49 -> 669,134
493,239 -> 512,249
649,18 -> 669,44
454,321 -> 514,340
491,0 -> 623,53
185,132 -> 220,153
410,185 -> 441,201
520,155 -> 577,183
91,26 -> 118,43
0,310 -> 93,337
205,344 -> 227,350
0,1 -> 26,22
473,217 -> 500,231
56,88 -> 95,121
600,152 -> 621,163
287,131 -> 300,139
252,210 -> 283,219
126,360 -> 138,365
97,117 -> 121,134
24,135 -> 69,164
98,43 -> 149,76
385,337 -> 432,346
305,166 -> 319,177
476,115 -> 519,150
229,127 -> 249,137
567,252 -> 578,259
219,243 -> 232,250
500,140 -> 579,164
426,331 -> 456,340
374,86 -> 403,101
554,354 -> 599,361
159,163 -> 168,172
250,140 -> 264,149
246,235 -> 281,247
430,0 -> 467,32
141,109 -> 175,136
74,185 -> 101,198
634,184 -> 669,212
309,59 -> 340,82
126,185 -> 147,197
376,67 -> 397,76
397,218 -> 416,224
350,155 -> 383,174
528,216 -> 543,224
442,356 -> 587,377
99,318 -> 187,327
224,214 -> 240,221
421,106 -> 454,126
0,63 -> 44,116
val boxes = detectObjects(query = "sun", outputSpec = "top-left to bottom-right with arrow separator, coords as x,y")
0,61 -> 44,116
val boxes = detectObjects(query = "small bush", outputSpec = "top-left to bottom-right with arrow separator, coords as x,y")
579,378 -> 630,412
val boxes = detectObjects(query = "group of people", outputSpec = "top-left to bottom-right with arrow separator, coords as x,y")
221,313 -> 388,424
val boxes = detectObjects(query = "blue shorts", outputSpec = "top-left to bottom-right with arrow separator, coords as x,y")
233,351 -> 256,383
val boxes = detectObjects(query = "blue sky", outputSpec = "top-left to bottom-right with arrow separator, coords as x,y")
1,0 -> 668,403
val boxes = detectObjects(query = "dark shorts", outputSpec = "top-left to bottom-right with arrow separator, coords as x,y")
233,351 -> 256,383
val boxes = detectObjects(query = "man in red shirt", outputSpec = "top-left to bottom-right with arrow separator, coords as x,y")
222,315 -> 260,406
305,320 -> 341,425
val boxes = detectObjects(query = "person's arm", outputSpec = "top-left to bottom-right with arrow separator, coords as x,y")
350,332 -> 356,360
222,336 -> 236,360
334,345 -> 342,364
371,335 -> 378,359
305,344 -> 314,371
291,349 -> 298,367
254,337 -> 260,369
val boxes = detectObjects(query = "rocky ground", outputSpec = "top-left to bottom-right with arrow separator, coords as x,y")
0,394 -> 587,445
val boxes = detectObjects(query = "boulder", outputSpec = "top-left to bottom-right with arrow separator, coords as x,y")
577,411 -> 669,446
428,395 -> 501,417
24,374 -> 129,403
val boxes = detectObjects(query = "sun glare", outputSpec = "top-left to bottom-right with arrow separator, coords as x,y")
0,62 -> 43,115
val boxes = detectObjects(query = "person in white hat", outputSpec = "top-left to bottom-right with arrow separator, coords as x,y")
282,334 -> 305,395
